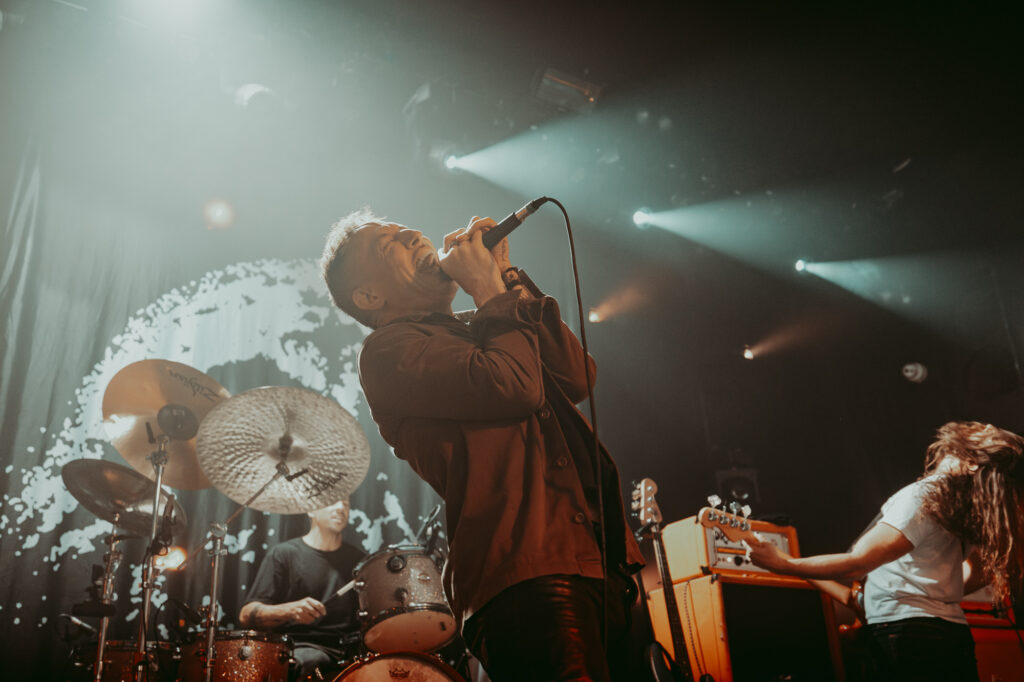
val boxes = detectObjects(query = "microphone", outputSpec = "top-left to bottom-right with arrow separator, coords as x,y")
61,614 -> 97,634
414,503 -> 443,544
168,597 -> 204,626
481,197 -> 549,249
150,497 -> 176,554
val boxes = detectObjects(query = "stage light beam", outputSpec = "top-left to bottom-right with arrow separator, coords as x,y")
632,209 -> 652,228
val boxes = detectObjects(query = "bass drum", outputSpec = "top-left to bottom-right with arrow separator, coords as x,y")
178,630 -> 291,681
332,652 -> 464,681
353,546 -> 456,653
78,640 -> 180,681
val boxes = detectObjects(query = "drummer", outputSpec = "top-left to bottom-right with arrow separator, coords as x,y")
239,498 -> 364,679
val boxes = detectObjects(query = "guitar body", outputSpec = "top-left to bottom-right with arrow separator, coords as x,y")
645,641 -> 685,682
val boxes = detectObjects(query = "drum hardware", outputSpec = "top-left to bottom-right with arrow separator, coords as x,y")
133,422 -> 191,682
178,449 -> 308,682
102,359 -> 222,681
62,459 -> 189,682
413,503 -> 444,543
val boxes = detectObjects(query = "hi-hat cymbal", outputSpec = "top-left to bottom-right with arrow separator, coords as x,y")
102,359 -> 230,490
62,459 -> 188,537
196,386 -> 370,514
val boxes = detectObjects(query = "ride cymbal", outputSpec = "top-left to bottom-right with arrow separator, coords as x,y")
196,386 -> 370,513
61,459 -> 187,537
102,359 -> 230,489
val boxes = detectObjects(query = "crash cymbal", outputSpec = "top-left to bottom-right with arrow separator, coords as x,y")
102,359 -> 230,489
196,386 -> 370,514
62,459 -> 187,537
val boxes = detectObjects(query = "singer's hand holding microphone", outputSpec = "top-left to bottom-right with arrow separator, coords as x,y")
438,217 -> 508,307
438,197 -> 548,306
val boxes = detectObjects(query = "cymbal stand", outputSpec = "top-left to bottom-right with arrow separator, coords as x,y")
135,433 -> 170,682
188,435 -> 306,682
93,517 -> 124,682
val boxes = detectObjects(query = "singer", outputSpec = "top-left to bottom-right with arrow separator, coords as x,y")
320,209 -> 645,681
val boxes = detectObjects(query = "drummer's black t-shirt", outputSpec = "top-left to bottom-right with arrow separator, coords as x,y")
242,537 -> 365,647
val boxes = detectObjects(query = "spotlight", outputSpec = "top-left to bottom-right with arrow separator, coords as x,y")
901,362 -> 928,383
632,209 -> 652,228
715,467 -> 760,505
588,309 -> 602,323
154,546 -> 187,571
443,154 -> 459,171
742,346 -> 754,360
532,67 -> 603,114
794,259 -> 807,272
203,198 -> 235,230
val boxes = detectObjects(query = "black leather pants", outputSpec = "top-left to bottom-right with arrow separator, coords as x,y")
463,574 -> 640,682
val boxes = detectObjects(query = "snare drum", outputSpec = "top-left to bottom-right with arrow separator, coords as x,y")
178,630 -> 291,681
332,651 -> 464,681
353,546 -> 456,653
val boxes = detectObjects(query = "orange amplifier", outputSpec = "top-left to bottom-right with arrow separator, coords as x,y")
645,511 -> 843,682
662,511 -> 805,584
962,586 -> 1024,682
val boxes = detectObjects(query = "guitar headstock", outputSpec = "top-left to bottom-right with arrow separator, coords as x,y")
697,498 -> 753,544
631,477 -> 662,527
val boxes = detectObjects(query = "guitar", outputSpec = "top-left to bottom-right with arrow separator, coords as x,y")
632,479 -> 699,682
697,504 -> 865,620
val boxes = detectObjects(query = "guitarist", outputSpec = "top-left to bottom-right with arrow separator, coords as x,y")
744,421 -> 1024,682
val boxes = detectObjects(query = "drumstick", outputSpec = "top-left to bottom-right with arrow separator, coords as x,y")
327,578 -> 356,602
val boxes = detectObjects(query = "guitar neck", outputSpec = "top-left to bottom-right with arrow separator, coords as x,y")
651,524 -> 688,663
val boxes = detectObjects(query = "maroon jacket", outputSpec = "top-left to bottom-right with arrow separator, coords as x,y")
358,290 -> 644,624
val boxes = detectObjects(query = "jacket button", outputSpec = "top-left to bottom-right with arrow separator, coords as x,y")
573,512 -> 586,524
538,407 -> 552,420
556,456 -> 569,468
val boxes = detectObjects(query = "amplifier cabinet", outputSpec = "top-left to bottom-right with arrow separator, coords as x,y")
644,514 -> 843,681
647,575 -> 843,682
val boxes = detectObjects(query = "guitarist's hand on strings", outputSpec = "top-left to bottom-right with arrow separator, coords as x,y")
743,532 -> 794,573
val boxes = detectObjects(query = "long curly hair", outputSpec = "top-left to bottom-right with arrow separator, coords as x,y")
920,421 -> 1024,603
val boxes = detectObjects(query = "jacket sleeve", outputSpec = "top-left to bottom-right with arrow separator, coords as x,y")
530,294 -> 596,404
359,292 -> 547,421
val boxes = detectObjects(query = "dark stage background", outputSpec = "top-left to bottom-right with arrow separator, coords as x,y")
1,1 -> 1022,677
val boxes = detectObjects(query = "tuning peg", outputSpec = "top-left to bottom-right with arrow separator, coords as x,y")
707,494 -> 722,509
728,501 -> 740,514
739,505 -> 752,530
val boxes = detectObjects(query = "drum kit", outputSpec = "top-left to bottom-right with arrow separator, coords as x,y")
63,359 -> 465,682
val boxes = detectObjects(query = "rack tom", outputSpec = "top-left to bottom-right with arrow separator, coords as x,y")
353,546 -> 456,652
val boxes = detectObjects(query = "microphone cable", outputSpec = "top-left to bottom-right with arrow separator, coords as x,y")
545,197 -> 611,654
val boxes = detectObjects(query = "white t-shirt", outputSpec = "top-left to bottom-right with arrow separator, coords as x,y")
864,476 -> 968,625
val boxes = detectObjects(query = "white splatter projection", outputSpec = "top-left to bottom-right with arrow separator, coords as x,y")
2,258 -> 426,630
